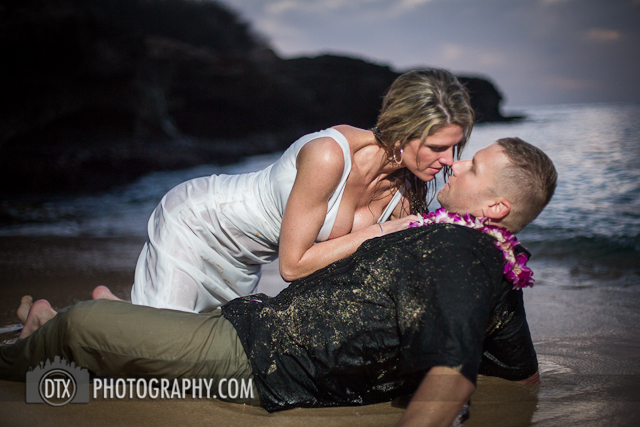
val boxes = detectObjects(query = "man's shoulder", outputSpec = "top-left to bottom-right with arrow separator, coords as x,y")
357,224 -> 505,271
424,223 -> 496,242
376,222 -> 497,244
404,224 -> 503,258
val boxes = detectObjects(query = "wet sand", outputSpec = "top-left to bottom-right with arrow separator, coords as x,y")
1,236 -> 639,426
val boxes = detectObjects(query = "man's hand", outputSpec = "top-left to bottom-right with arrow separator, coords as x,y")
396,366 -> 475,427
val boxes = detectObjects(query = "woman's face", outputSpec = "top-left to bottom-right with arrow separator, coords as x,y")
401,124 -> 464,182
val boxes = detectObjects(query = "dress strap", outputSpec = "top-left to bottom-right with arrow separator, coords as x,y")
377,184 -> 405,223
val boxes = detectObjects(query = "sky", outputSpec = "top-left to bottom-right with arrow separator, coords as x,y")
221,0 -> 640,108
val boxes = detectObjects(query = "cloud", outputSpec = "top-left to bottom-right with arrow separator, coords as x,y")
540,0 -> 572,5
244,0 -> 439,54
223,0 -> 640,105
548,76 -> 599,91
585,28 -> 623,42
265,0 -> 381,15
438,43 -> 507,69
265,0 -> 298,14
257,16 -> 303,40
394,0 -> 435,14
477,52 -> 506,67
262,0 -> 434,19
441,43 -> 464,61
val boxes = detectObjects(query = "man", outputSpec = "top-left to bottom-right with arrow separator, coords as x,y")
1,137 -> 557,427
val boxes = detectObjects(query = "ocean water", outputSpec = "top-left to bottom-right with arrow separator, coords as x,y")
460,103 -> 640,425
462,103 -> 640,289
2,103 -> 638,283
1,103 -> 639,425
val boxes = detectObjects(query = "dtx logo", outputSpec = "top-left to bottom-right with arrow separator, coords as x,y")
26,356 -> 89,406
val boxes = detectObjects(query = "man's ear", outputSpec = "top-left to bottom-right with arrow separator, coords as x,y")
482,199 -> 511,222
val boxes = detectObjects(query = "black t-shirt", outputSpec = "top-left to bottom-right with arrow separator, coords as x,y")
222,225 -> 538,412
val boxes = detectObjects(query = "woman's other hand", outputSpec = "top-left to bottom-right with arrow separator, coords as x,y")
377,214 -> 424,236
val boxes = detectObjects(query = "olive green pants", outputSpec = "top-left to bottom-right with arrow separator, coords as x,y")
0,300 -> 261,405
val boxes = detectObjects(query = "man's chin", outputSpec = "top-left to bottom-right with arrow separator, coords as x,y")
436,194 -> 457,215
436,190 -> 446,208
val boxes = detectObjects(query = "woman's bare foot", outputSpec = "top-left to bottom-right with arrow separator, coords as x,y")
17,295 -> 33,325
19,299 -> 57,339
92,285 -> 124,302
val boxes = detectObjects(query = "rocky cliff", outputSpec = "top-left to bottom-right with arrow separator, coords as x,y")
0,0 -> 519,196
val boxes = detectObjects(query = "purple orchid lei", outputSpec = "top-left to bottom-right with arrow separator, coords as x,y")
408,207 -> 534,290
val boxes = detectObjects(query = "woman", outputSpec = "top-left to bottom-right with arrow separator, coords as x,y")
94,68 -> 474,312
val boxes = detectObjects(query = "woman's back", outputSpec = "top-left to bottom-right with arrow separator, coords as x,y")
132,128 -> 356,312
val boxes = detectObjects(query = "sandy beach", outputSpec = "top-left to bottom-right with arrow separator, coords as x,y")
1,235 -> 639,426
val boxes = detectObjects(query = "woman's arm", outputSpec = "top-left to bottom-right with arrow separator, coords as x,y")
278,138 -> 419,282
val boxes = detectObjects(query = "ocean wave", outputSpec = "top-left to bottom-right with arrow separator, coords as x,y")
521,231 -> 640,271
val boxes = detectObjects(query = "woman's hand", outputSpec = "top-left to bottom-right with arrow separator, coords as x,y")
377,214 -> 424,236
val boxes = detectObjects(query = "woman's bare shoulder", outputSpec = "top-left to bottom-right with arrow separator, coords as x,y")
296,136 -> 345,174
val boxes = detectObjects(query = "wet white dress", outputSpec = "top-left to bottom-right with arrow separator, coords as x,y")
131,128 -> 403,312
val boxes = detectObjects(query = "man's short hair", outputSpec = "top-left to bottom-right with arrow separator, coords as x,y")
496,137 -> 557,232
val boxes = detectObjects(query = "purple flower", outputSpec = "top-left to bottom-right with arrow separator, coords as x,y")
504,262 -> 514,275
398,208 -> 534,291
515,252 -> 528,267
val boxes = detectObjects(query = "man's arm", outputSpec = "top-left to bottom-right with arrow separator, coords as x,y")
396,366 -> 475,427
517,370 -> 540,384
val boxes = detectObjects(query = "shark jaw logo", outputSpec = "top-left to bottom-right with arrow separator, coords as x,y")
26,356 -> 89,406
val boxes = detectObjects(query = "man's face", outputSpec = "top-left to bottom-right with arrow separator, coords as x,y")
437,143 -> 510,217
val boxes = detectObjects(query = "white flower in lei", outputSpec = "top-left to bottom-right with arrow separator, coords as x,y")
409,208 -> 534,290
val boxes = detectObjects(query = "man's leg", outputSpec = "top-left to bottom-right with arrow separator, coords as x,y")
1,300 -> 261,405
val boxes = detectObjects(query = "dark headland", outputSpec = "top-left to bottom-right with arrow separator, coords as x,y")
0,0 -> 521,198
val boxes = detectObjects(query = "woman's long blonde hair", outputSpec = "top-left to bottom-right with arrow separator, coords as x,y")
373,69 -> 475,214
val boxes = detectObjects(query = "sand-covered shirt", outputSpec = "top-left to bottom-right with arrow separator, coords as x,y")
222,225 -> 538,412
